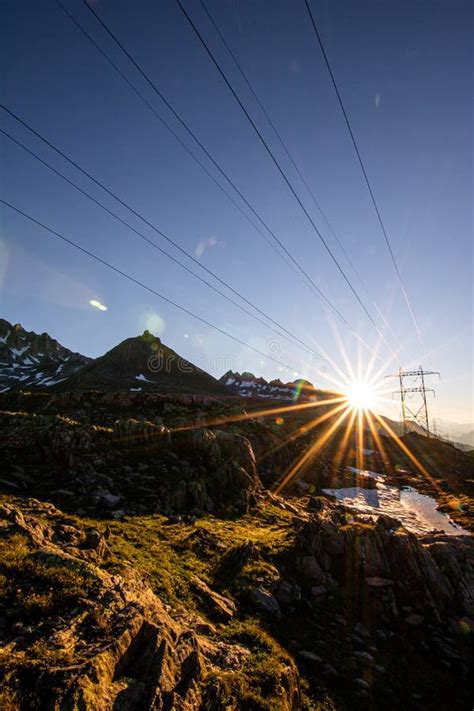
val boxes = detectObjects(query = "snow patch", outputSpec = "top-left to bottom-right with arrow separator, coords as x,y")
10,346 -> 29,356
44,378 -> 66,387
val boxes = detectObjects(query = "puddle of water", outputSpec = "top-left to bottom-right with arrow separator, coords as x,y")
323,477 -> 469,537
400,486 -> 468,536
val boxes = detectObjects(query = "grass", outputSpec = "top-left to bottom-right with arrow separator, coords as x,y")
0,493 -> 336,709
202,618 -> 295,710
202,618 -> 336,710
0,674 -> 19,711
103,515 -> 209,611
0,528 -> 102,693
90,502 -> 298,610
0,534 -> 99,623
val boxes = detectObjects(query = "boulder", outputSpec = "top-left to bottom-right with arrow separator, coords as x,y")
249,586 -> 281,620
294,510 -> 473,625
191,576 -> 237,622
274,579 -> 301,605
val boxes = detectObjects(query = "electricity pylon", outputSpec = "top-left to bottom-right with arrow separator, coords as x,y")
385,366 -> 440,437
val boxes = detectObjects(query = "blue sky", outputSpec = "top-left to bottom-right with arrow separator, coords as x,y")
1,0 -> 472,426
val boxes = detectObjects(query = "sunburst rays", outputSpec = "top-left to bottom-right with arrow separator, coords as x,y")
108,322 -> 438,500
274,405 -> 352,494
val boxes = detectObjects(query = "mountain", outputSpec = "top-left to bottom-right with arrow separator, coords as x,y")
433,419 -> 474,440
456,429 -> 474,448
0,318 -> 91,393
219,370 -> 319,401
58,330 -> 229,395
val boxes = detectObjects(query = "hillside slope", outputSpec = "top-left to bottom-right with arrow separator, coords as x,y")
0,318 -> 91,393
58,330 -> 230,396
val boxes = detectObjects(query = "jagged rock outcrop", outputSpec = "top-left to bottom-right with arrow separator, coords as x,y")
0,499 -> 301,710
0,318 -> 91,393
294,507 -> 474,623
0,412 -> 262,517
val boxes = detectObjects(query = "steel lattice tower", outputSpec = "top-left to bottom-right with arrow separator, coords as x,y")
385,366 -> 440,437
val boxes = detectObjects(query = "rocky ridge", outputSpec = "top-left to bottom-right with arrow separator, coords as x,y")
0,320 -> 232,397
219,370 -> 319,401
0,319 -> 91,394
0,408 -> 261,519
0,387 -> 473,709
60,330 -> 229,396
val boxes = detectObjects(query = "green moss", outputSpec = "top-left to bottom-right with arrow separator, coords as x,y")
202,618 -> 293,710
0,674 -> 20,711
103,516 -> 205,611
0,534 -> 99,622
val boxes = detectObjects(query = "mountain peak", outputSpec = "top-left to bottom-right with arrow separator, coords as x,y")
140,329 -> 161,344
220,370 -> 318,401
57,330 -> 228,395
0,317 -> 91,393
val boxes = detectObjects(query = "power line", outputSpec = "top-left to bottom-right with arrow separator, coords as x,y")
1,126 -> 324,361
0,198 -> 301,374
199,0 -> 358,279
0,110 -> 327,362
199,0 -> 407,357
78,0 -> 380,357
175,0 -> 399,361
54,0 -> 293,273
78,0 -> 327,302
303,0 -> 422,345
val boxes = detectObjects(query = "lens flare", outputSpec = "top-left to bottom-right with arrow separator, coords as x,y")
89,299 -> 107,311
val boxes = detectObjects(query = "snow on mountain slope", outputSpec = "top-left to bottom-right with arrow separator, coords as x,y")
219,370 -> 319,401
56,330 -> 230,395
0,318 -> 92,393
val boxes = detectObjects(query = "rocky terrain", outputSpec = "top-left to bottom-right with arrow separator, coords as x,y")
0,319 -> 91,393
0,386 -> 472,710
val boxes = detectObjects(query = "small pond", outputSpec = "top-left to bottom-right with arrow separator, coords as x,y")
323,468 -> 469,536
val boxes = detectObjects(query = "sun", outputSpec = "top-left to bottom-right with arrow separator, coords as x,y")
347,381 -> 375,411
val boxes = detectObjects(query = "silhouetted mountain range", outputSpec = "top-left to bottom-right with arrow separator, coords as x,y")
218,370 -> 319,401
0,319 -> 469,447
59,329 -> 228,395
0,318 -> 91,393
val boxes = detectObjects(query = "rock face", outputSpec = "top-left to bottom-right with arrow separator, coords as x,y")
60,330 -> 230,395
0,318 -> 91,393
0,410 -> 262,517
220,370 -> 319,401
0,499 -> 302,710
249,586 -> 282,619
294,508 -> 474,623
